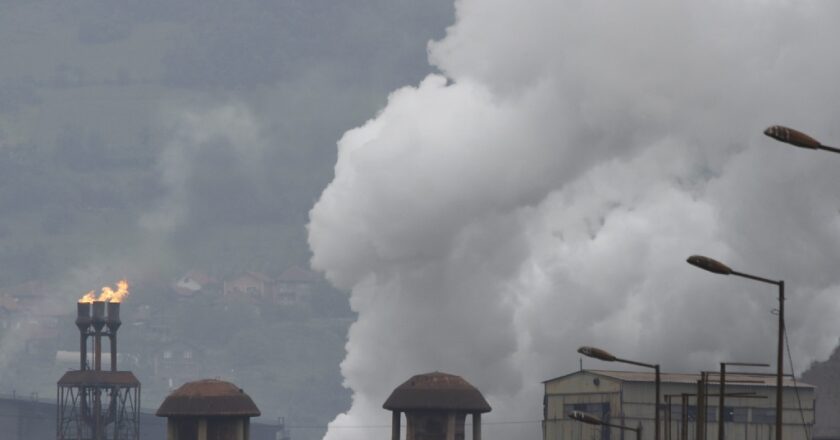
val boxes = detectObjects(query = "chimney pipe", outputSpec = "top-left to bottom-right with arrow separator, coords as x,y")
106,302 -> 121,371
75,303 -> 92,371
92,301 -> 106,371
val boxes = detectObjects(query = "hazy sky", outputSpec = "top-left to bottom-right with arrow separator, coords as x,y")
308,1 -> 840,438
0,1 -> 453,436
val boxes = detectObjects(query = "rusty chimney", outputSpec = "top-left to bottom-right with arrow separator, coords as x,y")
75,302 -> 92,371
384,372 -> 491,440
106,302 -> 121,371
59,293 -> 141,440
157,379 -> 261,440
92,301 -> 106,371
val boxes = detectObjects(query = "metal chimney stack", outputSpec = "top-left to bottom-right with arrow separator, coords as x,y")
75,303 -> 92,371
106,302 -> 120,371
92,301 -> 106,371
59,299 -> 140,440
75,301 -> 121,371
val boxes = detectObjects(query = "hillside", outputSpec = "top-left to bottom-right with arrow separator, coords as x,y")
802,343 -> 840,439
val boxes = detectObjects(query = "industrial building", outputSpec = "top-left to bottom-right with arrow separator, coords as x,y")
543,370 -> 814,440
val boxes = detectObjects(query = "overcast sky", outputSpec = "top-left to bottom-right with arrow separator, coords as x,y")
3,0 -> 840,438
0,1 -> 453,435
308,1 -> 840,438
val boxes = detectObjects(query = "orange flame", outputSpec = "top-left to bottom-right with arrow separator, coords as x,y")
79,291 -> 96,303
78,280 -> 130,303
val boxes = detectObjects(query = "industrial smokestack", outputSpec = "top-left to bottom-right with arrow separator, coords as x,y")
91,301 -> 106,331
105,302 -> 121,331
76,302 -> 92,331
92,301 -> 105,371
106,302 -> 121,371
75,303 -> 91,371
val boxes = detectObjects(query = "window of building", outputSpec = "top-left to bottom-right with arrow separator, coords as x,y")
564,402 -> 611,417
730,407 -> 749,423
705,406 -> 717,422
679,406 -> 717,422
751,408 -> 776,424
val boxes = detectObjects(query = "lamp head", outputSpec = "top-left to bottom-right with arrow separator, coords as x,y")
578,346 -> 617,362
569,411 -> 603,426
687,255 -> 733,275
764,125 -> 821,150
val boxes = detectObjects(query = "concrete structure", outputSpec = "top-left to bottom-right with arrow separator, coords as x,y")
383,372 -> 491,440
156,378 -> 261,440
543,370 -> 814,440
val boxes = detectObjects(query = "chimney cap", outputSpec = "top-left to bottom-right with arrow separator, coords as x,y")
383,372 -> 491,413
156,379 -> 261,417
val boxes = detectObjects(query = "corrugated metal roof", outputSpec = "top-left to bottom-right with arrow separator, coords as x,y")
543,369 -> 813,389
156,379 -> 261,417
57,370 -> 140,386
383,372 -> 491,413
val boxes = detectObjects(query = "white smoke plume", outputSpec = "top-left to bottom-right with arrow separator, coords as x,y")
141,101 -> 264,234
308,1 -> 840,438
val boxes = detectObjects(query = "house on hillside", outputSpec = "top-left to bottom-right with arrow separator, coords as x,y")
275,266 -> 317,304
0,295 -> 19,329
223,272 -> 276,301
0,280 -> 50,309
173,270 -> 217,299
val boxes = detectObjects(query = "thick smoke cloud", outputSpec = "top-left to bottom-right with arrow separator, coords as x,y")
309,1 -> 840,438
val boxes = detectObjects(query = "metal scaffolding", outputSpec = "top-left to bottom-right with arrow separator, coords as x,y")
57,301 -> 140,440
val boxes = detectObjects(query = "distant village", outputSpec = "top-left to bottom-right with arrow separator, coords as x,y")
0,265 -> 347,396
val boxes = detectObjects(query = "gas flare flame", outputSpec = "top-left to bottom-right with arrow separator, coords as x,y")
78,280 -> 129,303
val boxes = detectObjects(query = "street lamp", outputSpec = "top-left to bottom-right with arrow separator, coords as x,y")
569,411 -> 642,440
764,125 -> 840,154
686,255 -> 785,440
579,346 -> 661,440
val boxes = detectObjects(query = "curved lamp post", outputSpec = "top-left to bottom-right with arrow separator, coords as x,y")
579,346 -> 660,440
570,411 -> 642,440
686,255 -> 784,440
764,125 -> 840,154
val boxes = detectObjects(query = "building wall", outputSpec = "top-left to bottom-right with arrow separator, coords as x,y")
544,371 -> 815,440
544,372 -> 624,440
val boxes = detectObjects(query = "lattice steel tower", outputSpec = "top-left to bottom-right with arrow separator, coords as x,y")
57,301 -> 140,440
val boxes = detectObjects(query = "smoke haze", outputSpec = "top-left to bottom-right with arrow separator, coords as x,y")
308,1 -> 840,438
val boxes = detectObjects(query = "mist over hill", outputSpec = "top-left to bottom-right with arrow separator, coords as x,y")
0,1 -> 453,439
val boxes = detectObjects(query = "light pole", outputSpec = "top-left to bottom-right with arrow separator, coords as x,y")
579,346 -> 660,440
764,125 -> 840,154
686,255 -> 785,440
570,411 -> 643,440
